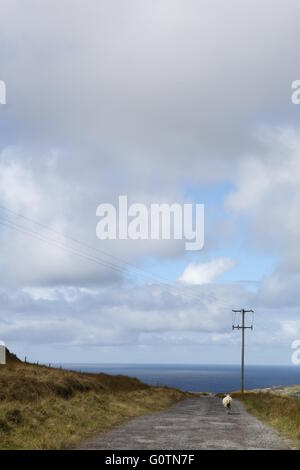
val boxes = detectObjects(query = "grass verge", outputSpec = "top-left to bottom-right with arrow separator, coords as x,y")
232,391 -> 300,448
0,361 -> 187,449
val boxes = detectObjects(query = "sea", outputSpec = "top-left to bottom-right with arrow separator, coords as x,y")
59,364 -> 300,393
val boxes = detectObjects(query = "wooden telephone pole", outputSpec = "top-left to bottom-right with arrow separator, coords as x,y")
232,308 -> 254,395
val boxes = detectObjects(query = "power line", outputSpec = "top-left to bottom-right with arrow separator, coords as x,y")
0,204 -> 226,304
0,217 -> 126,276
0,204 -> 235,308
0,204 -> 154,278
0,213 -> 223,305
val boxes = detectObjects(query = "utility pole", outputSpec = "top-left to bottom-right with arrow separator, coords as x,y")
232,308 -> 254,396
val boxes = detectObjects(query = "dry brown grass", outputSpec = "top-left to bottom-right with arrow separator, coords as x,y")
0,362 -> 186,449
233,391 -> 300,448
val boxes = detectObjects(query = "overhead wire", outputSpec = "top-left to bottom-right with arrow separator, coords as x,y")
0,214 -> 216,304
0,205 -> 233,307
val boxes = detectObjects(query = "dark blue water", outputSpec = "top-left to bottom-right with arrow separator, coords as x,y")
59,364 -> 300,393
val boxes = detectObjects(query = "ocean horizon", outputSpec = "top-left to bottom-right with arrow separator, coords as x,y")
57,363 -> 300,393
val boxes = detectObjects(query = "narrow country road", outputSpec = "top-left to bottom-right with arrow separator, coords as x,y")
78,396 -> 293,450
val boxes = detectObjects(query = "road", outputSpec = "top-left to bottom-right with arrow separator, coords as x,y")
78,396 -> 293,450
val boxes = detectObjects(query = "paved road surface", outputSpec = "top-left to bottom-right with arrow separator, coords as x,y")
78,396 -> 293,450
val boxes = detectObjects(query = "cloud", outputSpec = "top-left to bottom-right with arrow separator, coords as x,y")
1,1 -> 300,362
1,1 -> 300,290
179,258 -> 235,285
0,146 -> 125,287
226,126 -> 300,308
280,320 -> 300,339
1,0 -> 300,178
0,281 -> 246,346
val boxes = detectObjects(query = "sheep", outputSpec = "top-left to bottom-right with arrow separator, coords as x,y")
222,393 -> 232,413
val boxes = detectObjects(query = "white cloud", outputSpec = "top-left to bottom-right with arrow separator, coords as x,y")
226,126 -> 300,289
179,258 -> 235,285
0,282 -> 245,346
279,320 -> 300,339
223,126 -> 300,314
1,1 -> 300,362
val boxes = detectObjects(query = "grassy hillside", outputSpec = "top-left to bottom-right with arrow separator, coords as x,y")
0,354 -> 186,449
233,391 -> 300,448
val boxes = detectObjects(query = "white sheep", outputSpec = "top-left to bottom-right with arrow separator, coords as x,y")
222,393 -> 232,413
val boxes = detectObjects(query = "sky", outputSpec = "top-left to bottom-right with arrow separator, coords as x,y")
1,0 -> 300,365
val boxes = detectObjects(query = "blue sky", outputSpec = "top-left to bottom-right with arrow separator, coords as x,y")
136,181 -> 278,286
